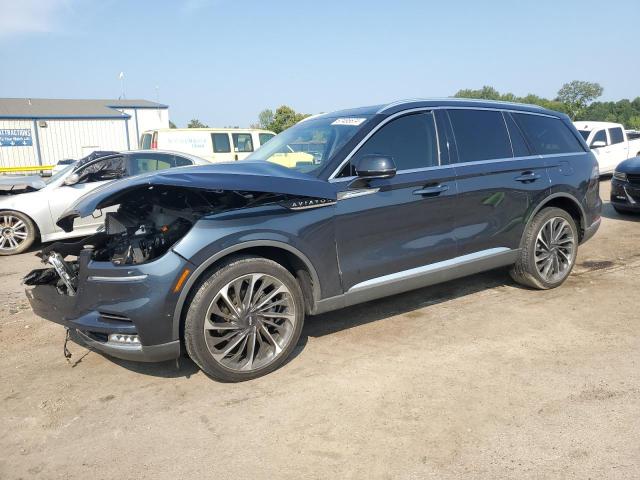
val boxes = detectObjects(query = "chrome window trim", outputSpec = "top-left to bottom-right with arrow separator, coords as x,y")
348,247 -> 511,292
337,188 -> 380,200
329,151 -> 586,185
329,106 -> 567,180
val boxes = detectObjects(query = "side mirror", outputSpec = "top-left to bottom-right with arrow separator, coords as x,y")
353,155 -> 396,179
590,140 -> 606,149
63,173 -> 80,186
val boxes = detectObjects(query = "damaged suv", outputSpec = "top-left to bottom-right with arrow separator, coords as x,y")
25,99 -> 602,382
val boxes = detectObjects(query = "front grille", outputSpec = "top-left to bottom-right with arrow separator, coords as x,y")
626,186 -> 640,203
627,174 -> 640,186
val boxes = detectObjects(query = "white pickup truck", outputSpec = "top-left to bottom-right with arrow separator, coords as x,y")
574,121 -> 640,174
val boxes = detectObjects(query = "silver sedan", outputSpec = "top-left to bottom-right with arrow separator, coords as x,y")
0,150 -> 209,255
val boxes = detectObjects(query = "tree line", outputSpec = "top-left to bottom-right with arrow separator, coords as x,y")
453,81 -> 640,129
183,80 -> 640,132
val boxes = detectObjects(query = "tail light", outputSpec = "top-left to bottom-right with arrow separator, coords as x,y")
151,133 -> 158,149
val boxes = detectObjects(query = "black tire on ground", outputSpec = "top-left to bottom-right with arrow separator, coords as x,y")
0,210 -> 37,256
613,205 -> 628,214
184,255 -> 305,382
613,205 -> 637,215
509,207 -> 579,290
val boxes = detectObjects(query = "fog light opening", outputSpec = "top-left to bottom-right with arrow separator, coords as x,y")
108,333 -> 141,345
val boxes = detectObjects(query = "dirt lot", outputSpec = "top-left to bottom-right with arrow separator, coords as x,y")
1,180 -> 639,479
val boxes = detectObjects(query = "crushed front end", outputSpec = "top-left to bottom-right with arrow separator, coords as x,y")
23,214 -> 194,362
23,162 -> 338,364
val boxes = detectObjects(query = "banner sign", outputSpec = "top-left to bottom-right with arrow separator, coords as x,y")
0,129 -> 33,147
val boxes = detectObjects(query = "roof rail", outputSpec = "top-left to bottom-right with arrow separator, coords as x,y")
377,97 -> 545,113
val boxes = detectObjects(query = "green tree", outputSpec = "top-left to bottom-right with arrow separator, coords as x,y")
556,80 -> 603,120
454,86 -> 503,100
187,119 -> 208,128
265,105 -> 310,133
169,120 -> 177,129
257,109 -> 274,129
453,84 -> 640,127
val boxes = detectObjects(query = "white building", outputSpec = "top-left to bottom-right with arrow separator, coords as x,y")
0,98 -> 169,170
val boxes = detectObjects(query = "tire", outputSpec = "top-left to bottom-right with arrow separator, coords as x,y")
510,207 -> 578,290
184,255 -> 305,382
613,205 -> 629,215
0,210 -> 37,256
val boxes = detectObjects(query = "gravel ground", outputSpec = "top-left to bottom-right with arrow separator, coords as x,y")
1,180 -> 639,479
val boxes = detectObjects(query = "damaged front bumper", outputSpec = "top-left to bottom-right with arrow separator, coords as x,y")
25,247 -> 190,363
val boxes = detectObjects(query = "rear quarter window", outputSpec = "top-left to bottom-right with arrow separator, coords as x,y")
513,114 -> 584,154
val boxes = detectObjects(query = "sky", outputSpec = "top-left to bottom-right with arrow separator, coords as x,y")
0,0 -> 638,127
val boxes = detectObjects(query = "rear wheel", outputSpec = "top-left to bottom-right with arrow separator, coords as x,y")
184,256 -> 305,382
0,211 -> 37,255
510,207 -> 578,289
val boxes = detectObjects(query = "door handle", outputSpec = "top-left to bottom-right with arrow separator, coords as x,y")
514,171 -> 541,183
413,184 -> 449,196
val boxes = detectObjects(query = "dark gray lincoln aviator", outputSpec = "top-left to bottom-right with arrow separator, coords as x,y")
25,99 -> 602,381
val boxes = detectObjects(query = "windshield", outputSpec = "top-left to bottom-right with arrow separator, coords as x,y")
578,130 -> 590,141
245,115 -> 372,176
45,164 -> 74,184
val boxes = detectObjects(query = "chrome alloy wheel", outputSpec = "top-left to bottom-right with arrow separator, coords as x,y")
203,273 -> 297,372
0,214 -> 28,252
535,217 -> 576,283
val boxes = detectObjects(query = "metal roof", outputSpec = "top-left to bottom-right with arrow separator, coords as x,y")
0,98 -> 168,119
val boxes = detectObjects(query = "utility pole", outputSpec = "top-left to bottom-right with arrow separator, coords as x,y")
119,72 -> 126,99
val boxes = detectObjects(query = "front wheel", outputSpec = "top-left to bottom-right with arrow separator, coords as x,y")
184,256 -> 305,382
510,207 -> 578,289
0,211 -> 37,255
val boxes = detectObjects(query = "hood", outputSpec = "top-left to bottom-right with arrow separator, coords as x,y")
56,161 -> 336,232
0,175 -> 46,194
615,156 -> 640,173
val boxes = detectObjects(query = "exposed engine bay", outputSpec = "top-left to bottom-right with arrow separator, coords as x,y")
23,185 -> 287,294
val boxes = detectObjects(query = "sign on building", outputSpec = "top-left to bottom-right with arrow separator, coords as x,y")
0,129 -> 33,147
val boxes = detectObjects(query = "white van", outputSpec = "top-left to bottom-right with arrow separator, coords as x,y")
139,128 -> 276,163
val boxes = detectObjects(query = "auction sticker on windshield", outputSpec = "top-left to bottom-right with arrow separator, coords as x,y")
331,118 -> 367,126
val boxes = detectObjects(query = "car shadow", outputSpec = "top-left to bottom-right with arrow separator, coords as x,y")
88,268 -> 516,380
302,267 -> 517,339
600,201 -> 640,222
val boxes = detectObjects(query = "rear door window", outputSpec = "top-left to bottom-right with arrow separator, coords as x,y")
448,109 -> 512,162
212,133 -> 231,153
233,133 -> 254,153
513,113 -> 584,154
608,127 -> 624,145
